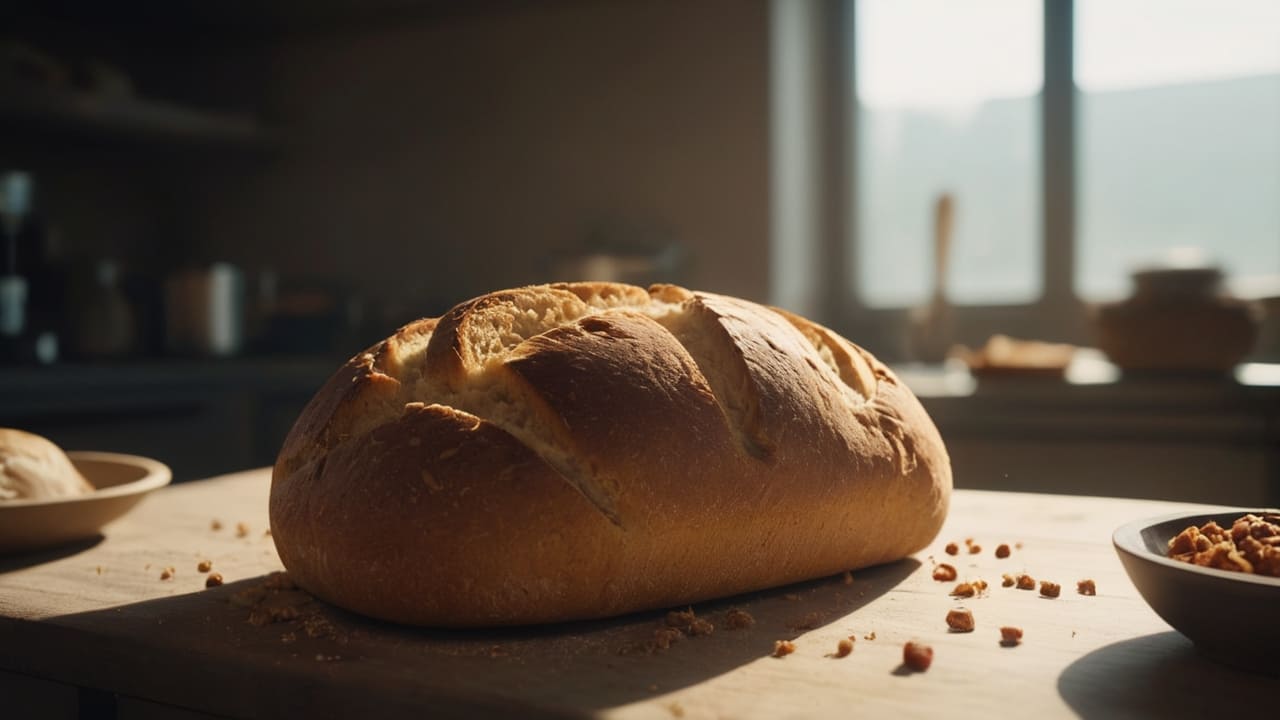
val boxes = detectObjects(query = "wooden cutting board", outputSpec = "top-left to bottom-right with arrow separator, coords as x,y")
0,469 -> 1272,719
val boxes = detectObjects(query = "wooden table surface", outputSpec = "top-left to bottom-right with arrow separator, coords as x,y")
1,470 -> 1273,719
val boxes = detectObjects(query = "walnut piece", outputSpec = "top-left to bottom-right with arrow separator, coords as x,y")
932,563 -> 958,582
946,608 -> 975,632
999,626 -> 1023,646
903,641 -> 933,671
1016,574 -> 1036,590
834,637 -> 854,658
995,544 -> 1011,559
1039,581 -> 1061,598
772,640 -> 796,658
1076,579 -> 1097,596
197,560 -> 212,573
205,572 -> 224,588
944,542 -> 959,556
1168,514 -> 1280,577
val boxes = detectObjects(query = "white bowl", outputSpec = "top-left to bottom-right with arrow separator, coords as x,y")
0,451 -> 171,555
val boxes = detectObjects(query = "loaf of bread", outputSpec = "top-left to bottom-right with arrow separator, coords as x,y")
271,283 -> 951,627
0,428 -> 94,501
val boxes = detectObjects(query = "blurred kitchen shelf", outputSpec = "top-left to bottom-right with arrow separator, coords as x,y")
0,81 -> 275,150
0,357 -> 336,482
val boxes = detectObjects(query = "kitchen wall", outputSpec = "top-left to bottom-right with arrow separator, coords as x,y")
187,0 -> 772,320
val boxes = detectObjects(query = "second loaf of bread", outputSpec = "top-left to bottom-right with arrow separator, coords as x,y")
270,282 -> 951,627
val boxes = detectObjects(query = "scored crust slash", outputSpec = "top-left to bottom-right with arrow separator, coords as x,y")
269,282 -> 952,627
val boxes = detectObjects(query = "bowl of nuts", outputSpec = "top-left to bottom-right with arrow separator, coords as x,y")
1113,509 -> 1280,675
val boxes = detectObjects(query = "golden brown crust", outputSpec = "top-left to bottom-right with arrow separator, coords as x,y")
270,283 -> 951,626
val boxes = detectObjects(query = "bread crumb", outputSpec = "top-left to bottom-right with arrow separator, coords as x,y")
995,543 -> 1011,558
1015,542 -> 1024,549
964,537 -> 974,547
667,702 -> 685,718
210,519 -> 222,531
249,606 -> 301,627
902,641 -> 933,672
235,522 -> 250,538
205,572 -> 224,588
159,567 -> 175,581
968,544 -> 982,554
95,566 -> 103,575
688,618 -> 714,636
303,613 -> 338,640
263,528 -> 273,538
651,627 -> 683,651
946,608 -> 975,632
665,608 -> 697,631
772,640 -> 796,658
834,637 -> 854,658
950,582 -> 976,598
973,579 -> 988,591
1039,581 -> 1061,598
864,631 -> 876,641
230,586 -> 267,608
197,560 -> 212,573
1000,626 -> 1023,646
944,542 -> 959,555
842,570 -> 854,585
1001,573 -> 1015,587
1016,574 -> 1036,590
724,608 -> 755,630
263,571 -> 297,590
789,611 -> 823,631
932,563 -> 958,582
1077,579 -> 1097,596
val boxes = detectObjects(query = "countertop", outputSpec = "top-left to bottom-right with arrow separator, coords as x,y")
1,470 -> 1274,719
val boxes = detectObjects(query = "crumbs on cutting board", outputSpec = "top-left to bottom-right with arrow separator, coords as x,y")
234,571 -> 348,653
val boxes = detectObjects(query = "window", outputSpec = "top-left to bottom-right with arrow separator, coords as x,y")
855,0 -> 1042,307
1075,0 -> 1280,299
774,0 -> 1280,356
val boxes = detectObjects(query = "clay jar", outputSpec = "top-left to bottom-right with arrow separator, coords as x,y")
1094,266 -> 1260,374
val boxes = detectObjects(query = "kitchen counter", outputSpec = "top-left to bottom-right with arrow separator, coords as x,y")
2,470 -> 1272,718
899,358 -> 1280,506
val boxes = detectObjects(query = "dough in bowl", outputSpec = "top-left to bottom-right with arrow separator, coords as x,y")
0,428 -> 94,501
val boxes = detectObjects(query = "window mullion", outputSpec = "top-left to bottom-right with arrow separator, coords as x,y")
1043,0 -> 1076,304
